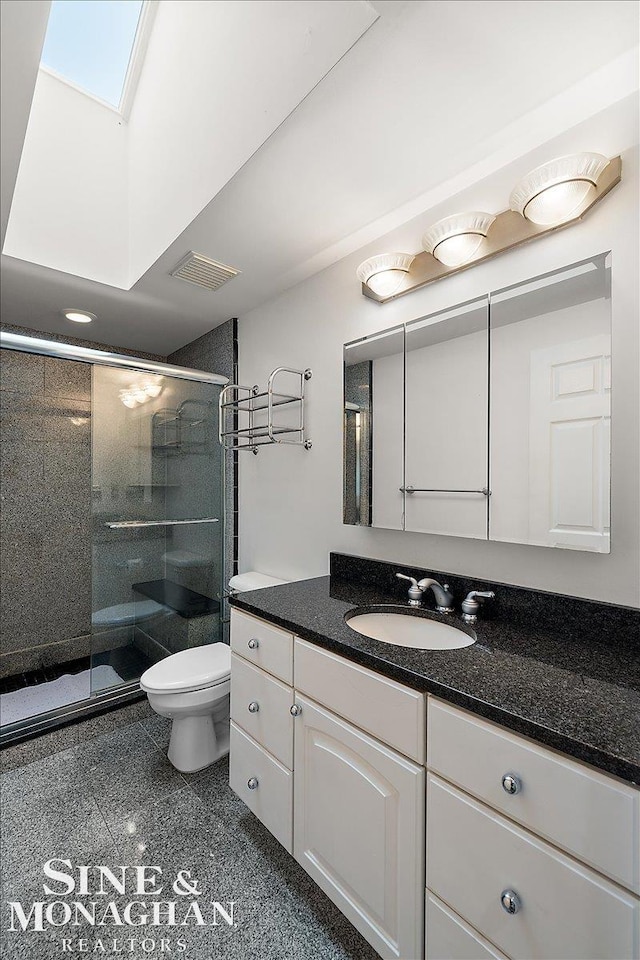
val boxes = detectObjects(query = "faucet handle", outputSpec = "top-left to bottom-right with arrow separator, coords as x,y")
396,572 -> 424,604
396,573 -> 418,587
461,590 -> 495,622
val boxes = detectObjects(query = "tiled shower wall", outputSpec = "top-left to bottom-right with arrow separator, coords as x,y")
0,325 -> 163,681
168,317 -> 238,617
0,318 -> 236,679
0,350 -> 92,678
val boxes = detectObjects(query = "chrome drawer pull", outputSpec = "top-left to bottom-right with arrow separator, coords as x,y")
290,704 -> 302,717
248,701 -> 259,713
502,773 -> 522,795
500,890 -> 520,914
247,777 -> 259,790
247,638 -> 259,649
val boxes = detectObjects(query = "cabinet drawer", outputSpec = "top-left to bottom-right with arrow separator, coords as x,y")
426,893 -> 508,960
427,697 -> 640,892
230,609 -> 293,684
230,653 -> 293,769
426,774 -> 640,960
294,638 -> 425,763
229,722 -> 292,853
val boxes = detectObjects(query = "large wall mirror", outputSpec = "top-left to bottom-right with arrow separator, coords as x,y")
343,252 -> 611,553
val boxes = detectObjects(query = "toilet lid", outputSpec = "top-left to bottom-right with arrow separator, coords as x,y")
140,643 -> 230,695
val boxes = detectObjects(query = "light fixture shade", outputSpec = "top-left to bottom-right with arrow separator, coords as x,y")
510,153 -> 609,226
356,253 -> 415,297
422,213 -> 496,267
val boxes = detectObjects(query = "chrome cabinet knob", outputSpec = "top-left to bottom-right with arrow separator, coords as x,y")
290,704 -> 302,717
247,638 -> 259,649
248,701 -> 259,713
502,773 -> 522,795
247,777 -> 259,790
500,890 -> 520,914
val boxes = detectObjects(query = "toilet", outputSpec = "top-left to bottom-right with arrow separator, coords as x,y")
140,571 -> 287,773
140,644 -> 230,773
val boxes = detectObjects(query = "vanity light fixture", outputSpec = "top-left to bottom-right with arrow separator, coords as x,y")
63,309 -> 96,323
356,253 -> 415,297
358,154 -> 620,304
422,212 -> 496,267
510,153 -> 610,226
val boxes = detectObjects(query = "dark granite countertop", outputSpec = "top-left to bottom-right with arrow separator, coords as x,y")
229,568 -> 640,785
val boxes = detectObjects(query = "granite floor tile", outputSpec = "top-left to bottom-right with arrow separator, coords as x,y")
75,721 -> 155,768
84,747 -> 187,825
139,713 -> 172,752
0,787 -> 115,884
0,747 -> 88,805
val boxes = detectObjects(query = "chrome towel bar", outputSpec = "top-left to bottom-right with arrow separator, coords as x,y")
105,518 -> 219,529
400,486 -> 491,496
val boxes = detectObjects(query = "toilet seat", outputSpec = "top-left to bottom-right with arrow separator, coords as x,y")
140,643 -> 231,696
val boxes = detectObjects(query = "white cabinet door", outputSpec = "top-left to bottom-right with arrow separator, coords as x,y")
294,695 -> 424,960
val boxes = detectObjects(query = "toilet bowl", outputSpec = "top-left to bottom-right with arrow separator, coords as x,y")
140,644 -> 230,773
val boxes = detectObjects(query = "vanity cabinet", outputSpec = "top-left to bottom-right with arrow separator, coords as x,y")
229,609 -> 640,960
230,609 -> 426,960
293,695 -> 424,960
425,698 -> 640,960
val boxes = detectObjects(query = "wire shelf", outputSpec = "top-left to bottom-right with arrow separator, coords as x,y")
218,367 -> 312,454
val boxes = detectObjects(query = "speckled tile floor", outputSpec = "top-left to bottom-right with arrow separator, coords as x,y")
0,718 -> 379,959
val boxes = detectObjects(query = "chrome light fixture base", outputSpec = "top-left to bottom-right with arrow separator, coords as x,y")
360,155 -> 621,303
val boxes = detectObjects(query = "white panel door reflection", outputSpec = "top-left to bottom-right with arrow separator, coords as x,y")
490,254 -> 611,552
529,336 -> 611,551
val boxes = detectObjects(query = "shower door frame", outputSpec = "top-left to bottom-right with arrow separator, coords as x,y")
0,331 -> 228,748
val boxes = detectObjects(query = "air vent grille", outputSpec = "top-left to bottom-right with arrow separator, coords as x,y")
170,252 -> 240,292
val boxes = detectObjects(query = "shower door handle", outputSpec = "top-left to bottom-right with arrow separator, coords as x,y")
105,518 -> 220,529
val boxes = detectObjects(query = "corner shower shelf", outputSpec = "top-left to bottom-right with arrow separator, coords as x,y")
219,366 -> 312,454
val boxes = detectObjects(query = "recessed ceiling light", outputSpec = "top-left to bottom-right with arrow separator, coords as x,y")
356,253 -> 415,297
422,212 -> 496,267
510,153 -> 610,226
64,310 -> 96,323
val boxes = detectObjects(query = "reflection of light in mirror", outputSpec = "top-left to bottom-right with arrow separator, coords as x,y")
119,377 -> 164,408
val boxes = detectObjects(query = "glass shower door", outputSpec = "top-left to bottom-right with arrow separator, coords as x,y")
91,366 -> 224,695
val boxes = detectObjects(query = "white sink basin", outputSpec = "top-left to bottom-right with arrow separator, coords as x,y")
346,610 -> 475,650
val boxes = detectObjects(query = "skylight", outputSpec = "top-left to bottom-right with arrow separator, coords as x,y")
41,0 -> 145,109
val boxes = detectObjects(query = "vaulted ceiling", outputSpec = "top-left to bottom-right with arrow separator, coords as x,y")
1,0 -> 638,354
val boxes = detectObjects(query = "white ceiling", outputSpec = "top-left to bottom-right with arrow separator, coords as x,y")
1,0 -> 639,356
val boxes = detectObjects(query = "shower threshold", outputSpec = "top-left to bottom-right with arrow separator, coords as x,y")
0,646 -> 153,749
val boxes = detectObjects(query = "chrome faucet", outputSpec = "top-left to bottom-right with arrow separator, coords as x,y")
396,573 -> 455,613
461,590 -> 495,622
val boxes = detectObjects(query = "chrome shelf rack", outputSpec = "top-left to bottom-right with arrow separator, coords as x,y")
219,367 -> 312,454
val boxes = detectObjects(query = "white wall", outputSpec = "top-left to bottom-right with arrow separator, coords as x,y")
238,95 -> 640,607
127,0 -> 376,283
3,71 -> 128,287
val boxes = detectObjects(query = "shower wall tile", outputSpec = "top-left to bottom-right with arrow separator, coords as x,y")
0,349 -> 44,395
43,357 -> 91,401
168,318 -> 237,607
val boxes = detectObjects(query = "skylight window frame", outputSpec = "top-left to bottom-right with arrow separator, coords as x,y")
38,0 -> 157,119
